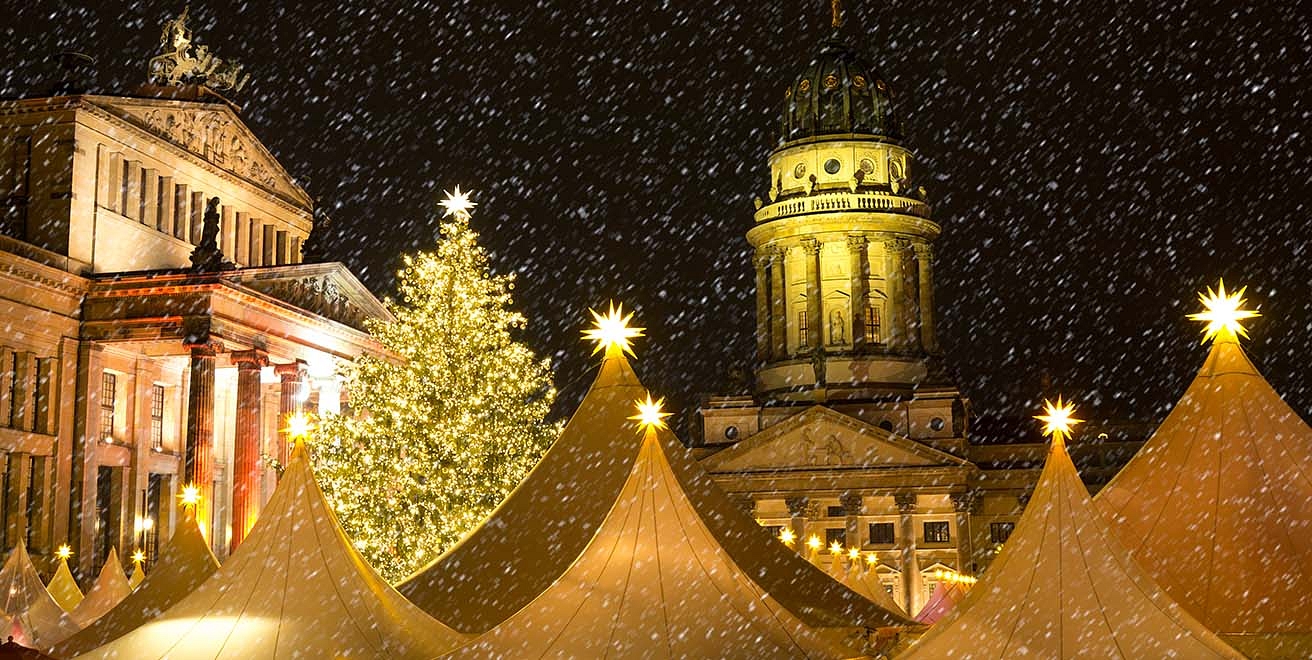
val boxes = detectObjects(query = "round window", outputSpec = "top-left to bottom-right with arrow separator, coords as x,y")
878,420 -> 894,432
823,158 -> 841,174
724,426 -> 740,441
793,163 -> 807,179
929,417 -> 945,432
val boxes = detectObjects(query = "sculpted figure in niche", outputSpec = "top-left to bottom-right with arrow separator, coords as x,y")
829,309 -> 846,344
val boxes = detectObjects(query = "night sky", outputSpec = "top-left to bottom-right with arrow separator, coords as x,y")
4,1 -> 1310,434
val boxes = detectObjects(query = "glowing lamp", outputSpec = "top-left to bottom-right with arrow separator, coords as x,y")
806,535 -> 823,551
778,528 -> 797,545
1188,278 -> 1260,343
131,550 -> 146,564
55,545 -> 72,560
439,186 -> 476,217
582,302 -> 645,357
847,547 -> 861,561
180,484 -> 202,507
1035,396 -> 1083,444
628,394 -> 672,432
284,412 -> 314,441
828,540 -> 844,555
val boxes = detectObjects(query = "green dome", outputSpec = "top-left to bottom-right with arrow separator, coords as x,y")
780,39 -> 900,144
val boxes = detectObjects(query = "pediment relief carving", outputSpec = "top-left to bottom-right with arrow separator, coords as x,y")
233,265 -> 390,333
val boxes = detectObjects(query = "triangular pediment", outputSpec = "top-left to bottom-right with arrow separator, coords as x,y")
702,406 -> 972,472
85,95 -> 311,207
227,262 -> 391,333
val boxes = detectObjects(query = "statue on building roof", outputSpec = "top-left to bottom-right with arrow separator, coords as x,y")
189,197 -> 235,271
147,7 -> 250,92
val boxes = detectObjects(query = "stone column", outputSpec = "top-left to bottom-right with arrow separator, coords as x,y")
183,341 -> 218,538
951,492 -> 978,574
768,248 -> 788,360
802,238 -> 823,351
882,239 -> 906,351
230,350 -> 267,552
275,361 -> 308,471
753,252 -> 771,363
5,452 -> 31,548
70,341 -> 103,577
785,496 -> 810,557
847,234 -> 869,349
914,242 -> 939,354
895,492 -> 923,615
903,245 -> 923,353
840,492 -> 863,548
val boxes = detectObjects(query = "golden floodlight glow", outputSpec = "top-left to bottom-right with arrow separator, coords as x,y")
131,550 -> 146,564
779,528 -> 797,545
628,394 -> 672,432
55,544 -> 72,560
1035,396 -> 1084,444
180,484 -> 202,507
806,535 -> 823,551
1187,278 -> 1260,344
439,186 -> 476,217
582,302 -> 645,357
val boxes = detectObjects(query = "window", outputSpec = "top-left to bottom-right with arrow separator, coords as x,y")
100,372 -> 116,442
150,384 -> 165,451
797,310 -> 808,346
869,522 -> 895,545
990,522 -> 1015,544
826,506 -> 846,518
824,528 -> 846,548
924,521 -> 951,544
764,525 -> 783,539
865,305 -> 881,343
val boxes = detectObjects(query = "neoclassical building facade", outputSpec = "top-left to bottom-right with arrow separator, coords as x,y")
0,41 -> 388,577
694,35 -> 1144,616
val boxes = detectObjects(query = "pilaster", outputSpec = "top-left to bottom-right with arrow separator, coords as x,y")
231,349 -> 268,551
895,491 -> 923,615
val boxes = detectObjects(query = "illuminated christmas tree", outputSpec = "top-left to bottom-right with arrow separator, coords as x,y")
315,187 -> 558,582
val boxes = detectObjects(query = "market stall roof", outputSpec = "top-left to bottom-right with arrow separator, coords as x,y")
74,440 -> 464,659
399,338 -> 905,633
67,549 -> 129,628
43,559 -> 80,614
50,511 -> 219,657
0,545 -> 78,649
444,418 -> 863,659
900,400 -> 1243,659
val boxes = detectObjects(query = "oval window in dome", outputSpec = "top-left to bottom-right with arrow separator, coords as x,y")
824,158 -> 841,175
793,163 -> 807,179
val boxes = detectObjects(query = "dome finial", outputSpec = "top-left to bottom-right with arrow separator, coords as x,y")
830,0 -> 846,29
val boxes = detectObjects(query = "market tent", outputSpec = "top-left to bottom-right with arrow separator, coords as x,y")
50,512 -> 219,658
1095,334 -> 1312,657
0,545 -> 78,649
67,549 -> 129,628
74,441 -> 464,659
444,423 -> 863,659
126,564 -> 143,591
899,424 -> 1242,659
43,560 -> 80,614
399,343 -> 905,633
913,581 -> 967,626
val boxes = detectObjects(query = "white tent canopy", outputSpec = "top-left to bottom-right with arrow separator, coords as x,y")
444,427 -> 861,659
900,433 -> 1243,659
50,511 -> 219,657
399,346 -> 904,634
45,558 -> 81,614
75,442 -> 464,659
0,544 -> 79,648
1095,336 -> 1312,656
68,548 -> 130,628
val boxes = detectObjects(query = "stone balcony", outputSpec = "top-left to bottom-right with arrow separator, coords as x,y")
755,190 -> 931,224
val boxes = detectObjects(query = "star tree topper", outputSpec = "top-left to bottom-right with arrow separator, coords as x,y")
582,302 -> 645,357
629,394 -> 672,432
1187,278 -> 1260,344
440,186 -> 477,218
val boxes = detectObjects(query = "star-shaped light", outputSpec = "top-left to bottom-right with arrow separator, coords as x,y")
1035,396 -> 1084,444
285,412 -> 314,441
131,550 -> 146,564
629,394 -> 672,432
778,528 -> 797,545
864,553 -> 879,566
439,186 -> 476,217
806,535 -> 823,551
582,302 -> 645,357
55,545 -> 72,560
180,484 -> 202,507
847,547 -> 861,561
829,540 -> 844,555
1187,278 -> 1260,344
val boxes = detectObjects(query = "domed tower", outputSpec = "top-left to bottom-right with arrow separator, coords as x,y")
748,28 -> 942,402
